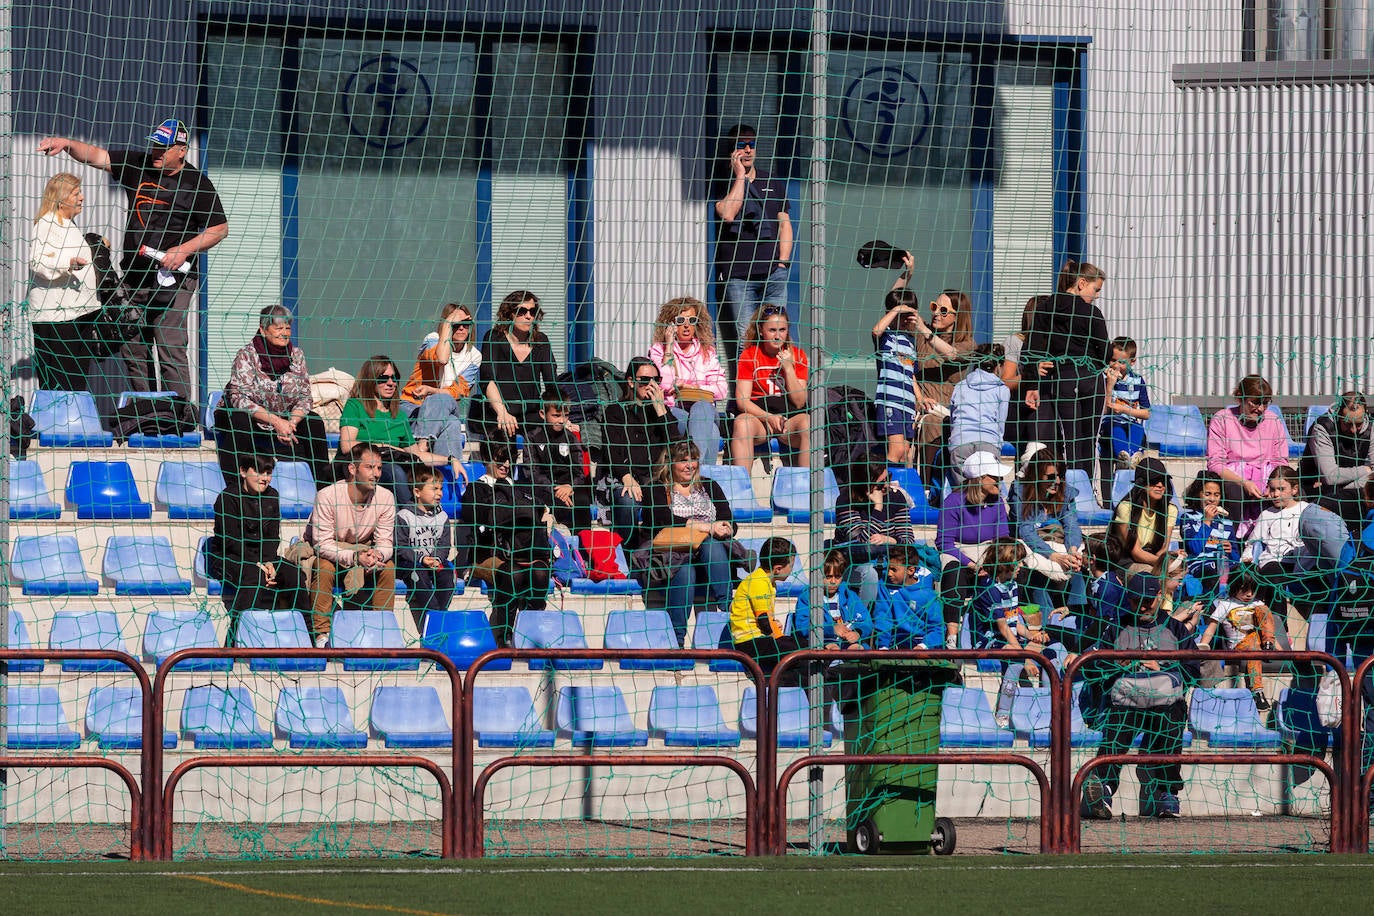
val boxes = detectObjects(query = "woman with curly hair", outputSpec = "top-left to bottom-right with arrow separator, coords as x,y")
647,296 -> 728,464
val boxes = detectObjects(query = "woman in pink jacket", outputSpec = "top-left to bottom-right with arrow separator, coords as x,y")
1207,374 -> 1290,526
647,296 -> 728,464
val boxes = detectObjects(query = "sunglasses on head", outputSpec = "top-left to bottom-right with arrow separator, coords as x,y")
760,304 -> 787,318
672,315 -> 699,326
514,305 -> 542,318
735,139 -> 757,150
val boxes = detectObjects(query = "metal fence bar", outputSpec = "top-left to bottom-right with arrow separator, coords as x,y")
0,755 -> 144,860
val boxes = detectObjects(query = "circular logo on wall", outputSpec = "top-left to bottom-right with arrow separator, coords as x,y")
341,54 -> 433,150
840,66 -> 932,159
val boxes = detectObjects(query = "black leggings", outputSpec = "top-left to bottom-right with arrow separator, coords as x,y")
490,561 -> 551,647
215,406 -> 333,487
1042,370 -> 1103,477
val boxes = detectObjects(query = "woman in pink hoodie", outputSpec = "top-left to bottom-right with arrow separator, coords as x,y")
1206,374 -> 1291,526
647,296 -> 729,464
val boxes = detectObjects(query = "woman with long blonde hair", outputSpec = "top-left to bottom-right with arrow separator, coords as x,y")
647,296 -> 728,463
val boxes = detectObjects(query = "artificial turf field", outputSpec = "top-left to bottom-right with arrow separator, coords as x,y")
1,856 -> 1371,915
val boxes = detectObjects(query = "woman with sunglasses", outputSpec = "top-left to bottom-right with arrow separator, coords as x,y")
1206,374 -> 1290,525
477,289 -> 558,441
338,355 -> 458,502
1010,447 -> 1089,622
400,302 -> 481,460
601,356 -> 677,541
730,303 -> 810,468
647,296 -> 728,464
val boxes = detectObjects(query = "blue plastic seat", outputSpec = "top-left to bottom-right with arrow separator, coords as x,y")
699,464 -> 773,523
272,461 -> 316,520
156,460 -> 225,519
5,609 -> 44,673
11,535 -> 98,596
103,535 -> 192,596
603,609 -> 690,670
472,686 -> 556,748
369,686 -> 451,748
940,686 -> 1014,747
332,610 -> 418,671
692,610 -> 742,672
7,459 -> 62,519
1065,469 -> 1113,526
6,687 -> 80,749
1305,405 -> 1329,435
771,466 -> 840,524
1110,469 -> 1135,506
143,609 -> 231,672
116,391 -> 202,447
886,467 -> 941,525
421,610 -> 510,671
49,610 -> 127,673
29,390 -> 113,447
649,686 -> 740,747
739,686 -> 832,748
203,389 -> 223,442
236,610 -> 326,672
275,687 -> 368,749
1011,686 -> 1101,748
193,535 -> 223,596
513,610 -> 603,670
736,537 -> 808,599
1189,687 -> 1281,748
556,686 -> 647,746
1268,405 -> 1304,458
1143,404 -> 1207,457
86,686 -> 176,750
65,461 -> 151,519
568,539 -> 642,596
180,685 -> 272,750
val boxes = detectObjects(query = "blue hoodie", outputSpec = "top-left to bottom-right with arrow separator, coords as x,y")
949,367 -> 1010,450
793,581 -> 874,645
873,566 -> 943,649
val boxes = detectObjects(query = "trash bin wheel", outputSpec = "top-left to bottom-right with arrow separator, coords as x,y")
931,817 -> 956,855
853,818 -> 880,855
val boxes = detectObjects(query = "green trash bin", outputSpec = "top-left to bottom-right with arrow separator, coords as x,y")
840,658 -> 961,855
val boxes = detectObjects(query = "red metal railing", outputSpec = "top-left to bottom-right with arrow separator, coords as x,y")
1353,655 -> 1374,851
0,754 -> 144,859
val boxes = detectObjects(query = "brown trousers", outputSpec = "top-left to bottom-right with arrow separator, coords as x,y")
309,555 -> 396,639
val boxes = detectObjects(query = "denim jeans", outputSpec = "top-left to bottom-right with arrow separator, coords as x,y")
670,400 -> 722,465
400,393 -> 467,459
661,537 -> 735,646
721,267 -> 790,343
609,484 -> 643,543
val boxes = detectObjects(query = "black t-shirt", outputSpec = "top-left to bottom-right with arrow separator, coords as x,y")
109,150 -> 228,287
715,169 -> 789,281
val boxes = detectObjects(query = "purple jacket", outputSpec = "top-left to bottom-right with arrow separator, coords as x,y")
936,490 -> 1011,566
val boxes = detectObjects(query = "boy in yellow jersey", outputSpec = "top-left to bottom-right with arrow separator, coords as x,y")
731,537 -> 801,673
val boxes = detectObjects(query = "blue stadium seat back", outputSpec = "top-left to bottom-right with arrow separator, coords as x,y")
7,459 -> 62,519
569,542 -> 642,595
1305,405 -> 1329,435
193,534 -> 223,596
5,609 -> 44,673
272,462 -> 316,519
735,536 -> 808,598
463,461 -> 486,484
472,686 -> 556,748
156,461 -> 225,519
548,528 -> 588,587
86,685 -> 176,750
513,610 -> 603,670
555,686 -> 647,746
143,609 -> 230,672
65,461 -> 151,519
1065,469 -> 1113,526
886,467 -> 940,525
603,609 -> 691,670
1268,405 -> 1304,458
939,686 -> 1014,748
1109,469 -> 1136,507
236,610 -> 326,672
437,463 -> 464,518
1142,404 -> 1207,458
203,390 -> 224,442
1189,687 -> 1281,748
5,686 -> 81,750
698,464 -> 773,523
332,609 -> 418,671
1011,687 -> 1101,749
737,686 -> 832,748
29,390 -> 113,447
103,534 -> 192,596
49,610 -> 127,673
369,686 -> 451,748
180,685 -> 272,750
771,466 -> 840,524
420,610 -> 510,671
275,686 -> 368,749
692,610 -> 742,672
649,685 -> 740,747
118,391 -> 202,448
11,534 -> 98,596
1070,683 -> 1106,747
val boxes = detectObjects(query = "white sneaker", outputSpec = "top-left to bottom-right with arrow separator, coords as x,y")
314,634 -> 329,648
995,714 -> 1011,729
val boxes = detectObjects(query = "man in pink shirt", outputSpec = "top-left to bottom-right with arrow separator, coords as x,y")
1206,374 -> 1290,525
304,443 -> 396,641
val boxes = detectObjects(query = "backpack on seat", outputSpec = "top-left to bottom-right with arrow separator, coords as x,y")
577,530 -> 628,581
555,359 -> 622,459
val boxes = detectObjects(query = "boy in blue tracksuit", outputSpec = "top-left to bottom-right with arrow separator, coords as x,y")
873,544 -> 942,649
794,549 -> 873,648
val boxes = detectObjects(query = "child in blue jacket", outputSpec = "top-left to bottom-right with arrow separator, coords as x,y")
873,544 -> 942,649
794,549 -> 874,648
1180,471 -> 1241,599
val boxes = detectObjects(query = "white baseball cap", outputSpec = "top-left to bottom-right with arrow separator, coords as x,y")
961,451 -> 1009,480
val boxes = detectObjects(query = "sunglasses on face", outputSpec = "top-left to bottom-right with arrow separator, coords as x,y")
735,140 -> 757,150
637,374 -> 661,384
673,315 -> 699,326
931,305 -> 956,316
452,320 -> 473,329
375,374 -> 398,383
514,305 -> 542,318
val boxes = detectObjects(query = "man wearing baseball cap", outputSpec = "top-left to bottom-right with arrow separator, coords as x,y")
39,118 -> 229,414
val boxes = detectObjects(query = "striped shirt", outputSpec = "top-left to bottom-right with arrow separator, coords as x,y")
875,329 -> 919,418
1108,370 -> 1150,426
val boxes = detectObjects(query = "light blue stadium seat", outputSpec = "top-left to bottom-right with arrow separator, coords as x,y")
649,685 -> 740,747
1189,687 -> 1281,748
193,535 -> 223,596
472,686 -> 556,748
332,609 -> 418,671
180,685 -> 272,750
568,540 -> 641,596
6,687 -> 80,750
116,391 -> 202,448
437,463 -> 464,519
421,610 -> 509,671
5,609 -> 44,673
886,467 -> 941,525
1011,686 -> 1102,748
513,610 -> 603,671
1305,405 -> 1329,435
203,390 -> 223,442
1143,404 -> 1207,458
556,686 -> 647,746
65,461 -> 151,519
698,464 -> 773,523
156,461 -> 225,519
739,686 -> 832,748
7,459 -> 62,519
692,610 -> 741,672
49,610 -> 127,673
236,610 -> 326,673
1065,469 -> 1113,526
29,390 -> 113,447
103,535 -> 191,596
771,466 -> 840,524
142,609 -> 230,672
1269,405 -> 1304,458
940,686 -> 1014,747
11,534 -> 98,596
85,686 -> 176,750
275,687 -> 368,749
369,686 -> 451,748
603,609 -> 691,670
735,536 -> 807,598
272,461 -> 316,520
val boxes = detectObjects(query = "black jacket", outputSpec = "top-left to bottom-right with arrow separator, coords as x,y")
1021,290 -> 1110,392
460,475 -> 550,564
630,477 -> 734,551
601,399 -> 677,485
212,484 -> 281,577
